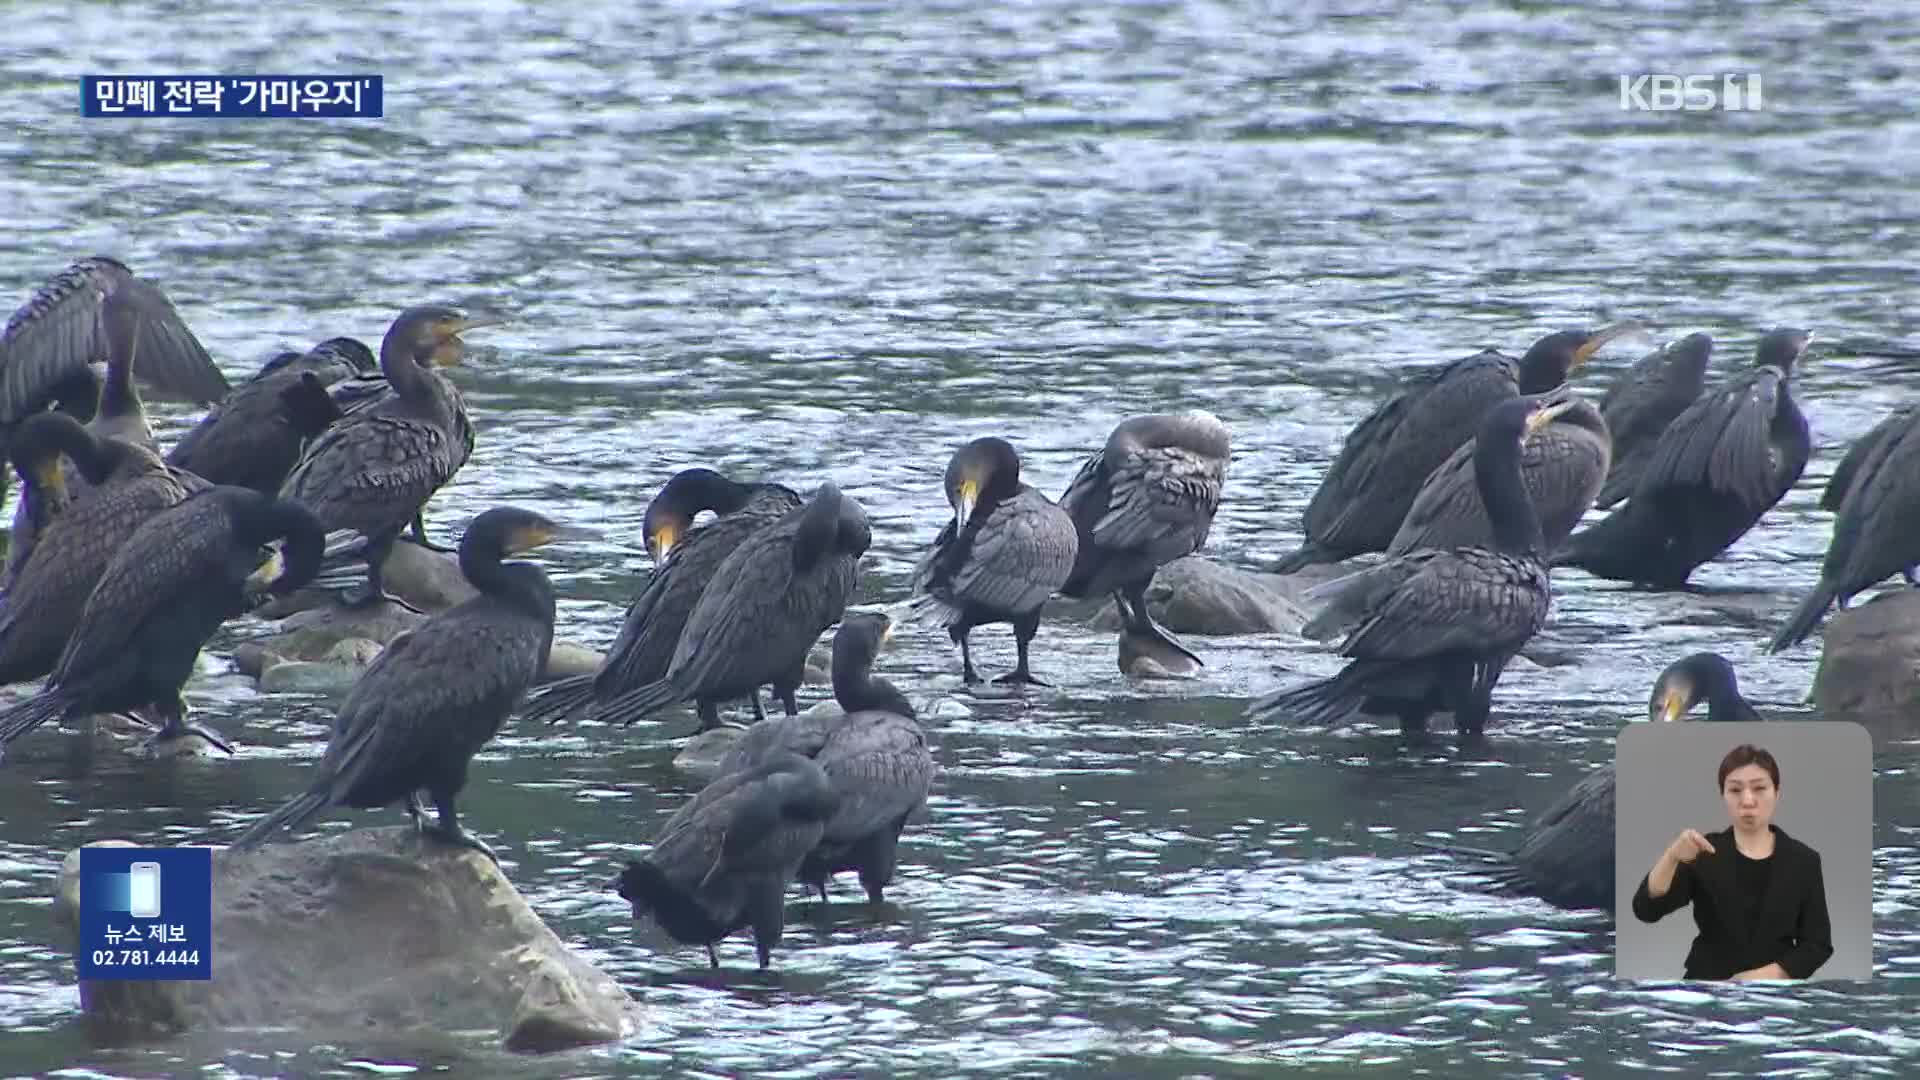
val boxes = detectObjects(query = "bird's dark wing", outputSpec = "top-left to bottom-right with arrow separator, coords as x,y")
817,714 -> 933,846
0,259 -> 227,420
1823,416 -> 1920,588
1823,408 -> 1914,515
932,488 -> 1078,615
1504,764 -> 1616,904
595,498 -> 794,694
314,605 -> 546,801
715,713 -> 838,777
1087,442 -> 1224,553
280,414 -> 458,534
1338,547 -> 1548,661
665,519 -> 855,695
0,462 -> 192,677
1636,368 -> 1787,511
50,496 -> 240,681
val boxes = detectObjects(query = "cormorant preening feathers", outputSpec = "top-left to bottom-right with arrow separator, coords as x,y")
912,436 -> 1078,685
1058,411 -> 1229,670
0,487 -> 324,759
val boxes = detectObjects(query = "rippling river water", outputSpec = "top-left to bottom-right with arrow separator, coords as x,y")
3,1 -> 1919,1076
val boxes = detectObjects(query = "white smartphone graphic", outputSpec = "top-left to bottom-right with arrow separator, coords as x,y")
128,862 -> 162,919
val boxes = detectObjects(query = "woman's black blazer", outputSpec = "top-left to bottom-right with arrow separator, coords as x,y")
1631,824 -> 1833,980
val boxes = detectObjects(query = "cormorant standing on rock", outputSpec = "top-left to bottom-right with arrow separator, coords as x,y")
229,507 -> 569,862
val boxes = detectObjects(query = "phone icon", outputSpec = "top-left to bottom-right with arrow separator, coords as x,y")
128,862 -> 162,919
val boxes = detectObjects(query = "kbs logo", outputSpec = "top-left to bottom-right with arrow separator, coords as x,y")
1618,74 -> 1764,112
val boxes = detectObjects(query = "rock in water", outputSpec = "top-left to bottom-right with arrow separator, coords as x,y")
1082,555 -> 1310,636
1812,588 -> 1920,749
52,829 -> 642,1052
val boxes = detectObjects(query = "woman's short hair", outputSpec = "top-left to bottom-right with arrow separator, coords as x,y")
1718,744 -> 1781,790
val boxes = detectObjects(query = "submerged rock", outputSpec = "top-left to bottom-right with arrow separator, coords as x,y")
238,600 -> 604,689
258,539 -> 479,619
1118,629 -> 1203,678
52,828 -> 642,1053
1812,588 -> 1920,748
672,725 -> 749,781
1079,556 -> 1310,636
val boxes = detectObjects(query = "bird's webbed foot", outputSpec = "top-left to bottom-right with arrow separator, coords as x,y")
141,705 -> 236,757
992,668 -> 1050,687
429,822 -> 501,864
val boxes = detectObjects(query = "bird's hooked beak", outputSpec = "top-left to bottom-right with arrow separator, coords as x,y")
1652,675 -> 1694,723
430,315 -> 504,368
509,520 -> 590,554
1524,399 -> 1577,438
32,459 -> 66,500
1571,320 -> 1644,369
953,476 -> 980,532
1791,330 -> 1817,362
646,518 -> 683,565
878,615 -> 896,651
245,547 -> 286,594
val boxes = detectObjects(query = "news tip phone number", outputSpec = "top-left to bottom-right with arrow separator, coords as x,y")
88,949 -> 201,966
90,77 -> 377,116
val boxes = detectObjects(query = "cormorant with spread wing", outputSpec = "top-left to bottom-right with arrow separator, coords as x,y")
0,256 -> 229,505
1555,329 -> 1814,589
1247,397 -> 1571,741
1594,333 -> 1714,509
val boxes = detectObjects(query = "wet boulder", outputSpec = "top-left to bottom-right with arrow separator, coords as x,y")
52,829 -> 643,1053
258,539 -> 479,619
1811,588 -> 1920,748
234,600 -> 604,688
1079,556 -> 1311,636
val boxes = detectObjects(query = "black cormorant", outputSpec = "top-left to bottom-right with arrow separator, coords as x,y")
1554,329 -> 1814,589
910,437 -> 1078,685
713,612 -> 934,906
0,415 -> 202,690
1386,391 -> 1610,557
520,468 -> 802,725
1246,397 -> 1571,741
278,307 -> 492,607
168,337 -> 376,494
1821,406 -> 1913,515
0,487 -> 323,758
228,507 -> 568,861
1768,405 -> 1920,652
1275,324 -> 1637,573
1057,411 -> 1229,670
0,256 -> 229,505
1413,653 -> 1759,911
613,750 -> 839,970
591,482 -> 869,734
1594,333 -> 1714,509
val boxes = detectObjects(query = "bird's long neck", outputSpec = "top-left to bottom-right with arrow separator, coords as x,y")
1476,436 -> 1543,556
461,551 -> 555,622
1704,686 -> 1761,723
96,315 -> 150,440
379,337 -> 440,410
834,665 -> 914,719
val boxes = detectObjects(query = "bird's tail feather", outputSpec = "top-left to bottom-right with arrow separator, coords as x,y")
591,677 -> 684,727
229,790 -> 329,850
902,591 -> 962,629
1767,583 -> 1836,654
0,692 -> 78,755
1404,837 -> 1512,863
1244,665 -> 1374,727
519,674 -> 596,725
